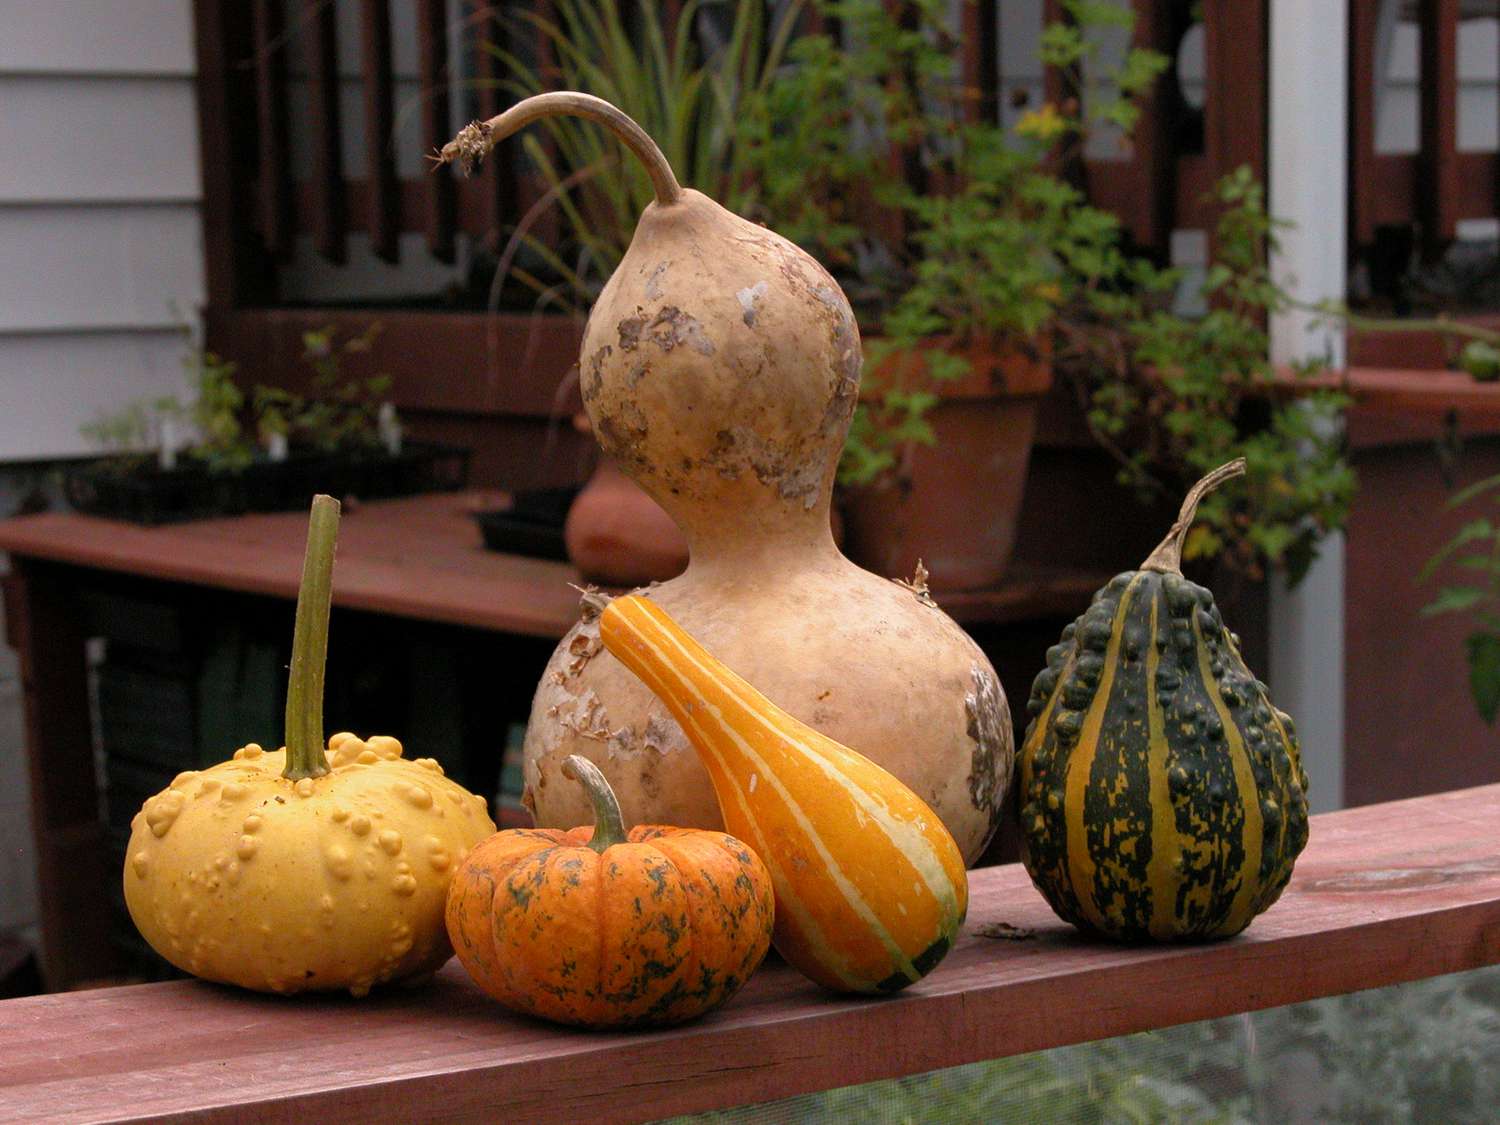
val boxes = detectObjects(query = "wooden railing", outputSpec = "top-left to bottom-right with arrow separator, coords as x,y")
4,783 -> 1499,1122
1350,0 -> 1500,259
192,1 -> 1496,458
191,0 -> 1271,479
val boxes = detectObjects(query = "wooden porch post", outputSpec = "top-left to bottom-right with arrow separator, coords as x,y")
1267,0 -> 1349,812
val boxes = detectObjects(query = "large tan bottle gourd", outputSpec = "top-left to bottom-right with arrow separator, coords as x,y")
443,94 -> 1013,861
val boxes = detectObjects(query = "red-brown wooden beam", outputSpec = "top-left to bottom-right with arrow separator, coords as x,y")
472,4 -> 519,252
251,0 -> 293,260
1,567 -> 121,991
193,0 -> 268,307
1418,0 -> 1460,254
1203,0 -> 1267,186
305,0 -> 347,263
204,306 -> 583,418
416,0 -> 457,263
1349,0 -> 1381,248
359,0 -> 400,262
2,784 -> 1499,1122
1130,0 -> 1176,255
960,0 -> 1000,125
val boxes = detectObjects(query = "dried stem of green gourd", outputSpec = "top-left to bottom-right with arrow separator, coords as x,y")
1141,458 -> 1247,575
435,91 -> 682,208
562,755 -> 627,853
283,494 -> 340,780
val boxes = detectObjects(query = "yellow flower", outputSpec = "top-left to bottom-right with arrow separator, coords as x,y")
1015,102 -> 1069,142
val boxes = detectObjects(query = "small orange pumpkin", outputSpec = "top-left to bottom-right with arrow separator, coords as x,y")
445,755 -> 774,1028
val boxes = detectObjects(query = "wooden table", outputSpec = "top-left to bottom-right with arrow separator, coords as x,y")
0,494 -> 1111,991
2,784 -> 1498,1124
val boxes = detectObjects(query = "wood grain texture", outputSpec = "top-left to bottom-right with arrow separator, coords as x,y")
1418,0 -> 1460,253
2,565 -> 121,990
0,496 -> 1116,637
0,494 -> 583,640
358,0 -> 399,262
2,784 -> 1499,1124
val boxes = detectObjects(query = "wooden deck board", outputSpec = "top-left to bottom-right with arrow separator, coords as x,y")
2,784 -> 1498,1124
0,495 -> 1111,634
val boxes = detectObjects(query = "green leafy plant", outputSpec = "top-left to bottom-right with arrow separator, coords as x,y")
740,0 -> 1350,579
79,324 -> 393,471
486,0 -> 1355,580
486,0 -> 802,307
1057,167 -> 1355,582
293,324 -> 392,453
1420,474 -> 1500,724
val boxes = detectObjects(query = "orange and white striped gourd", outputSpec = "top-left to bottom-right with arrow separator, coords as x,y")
597,594 -> 968,994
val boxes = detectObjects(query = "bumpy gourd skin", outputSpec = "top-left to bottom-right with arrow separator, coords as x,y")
446,822 -> 774,1028
1018,569 -> 1310,942
124,732 -> 496,996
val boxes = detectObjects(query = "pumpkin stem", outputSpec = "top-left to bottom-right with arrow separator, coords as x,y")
282,494 -> 339,781
436,92 -> 683,208
562,755 -> 628,853
1141,458 -> 1247,574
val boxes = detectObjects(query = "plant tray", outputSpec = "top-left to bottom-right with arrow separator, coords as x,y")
471,486 -> 578,562
65,441 -> 471,525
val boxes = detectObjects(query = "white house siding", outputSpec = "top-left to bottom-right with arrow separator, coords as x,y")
0,0 -> 204,464
0,0 -> 204,938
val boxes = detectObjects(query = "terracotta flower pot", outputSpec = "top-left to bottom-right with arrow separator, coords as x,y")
842,341 -> 1051,591
564,458 -> 689,586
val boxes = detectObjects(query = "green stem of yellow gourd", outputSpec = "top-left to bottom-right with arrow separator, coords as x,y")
282,494 -> 339,781
562,755 -> 627,853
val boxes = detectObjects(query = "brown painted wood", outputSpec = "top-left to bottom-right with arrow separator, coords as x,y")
936,565 -> 1114,625
203,307 -> 584,417
1346,313 -> 1500,368
1202,0 -> 1266,215
251,0 -> 293,260
472,5 -> 518,252
1342,365 -> 1500,421
193,0 -> 264,307
306,0 -> 347,263
1345,446 -> 1500,805
2,784 -> 1498,1123
1350,0 -> 1381,247
359,0 -> 400,262
1419,0 -> 1460,253
960,0 -> 999,125
415,0 -> 457,263
1130,0 -> 1176,254
1360,151 -> 1498,231
0,496 -> 584,641
1,564 -> 121,991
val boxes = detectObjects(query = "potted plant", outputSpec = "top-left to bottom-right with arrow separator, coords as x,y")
69,324 -> 469,524
488,0 -> 1355,588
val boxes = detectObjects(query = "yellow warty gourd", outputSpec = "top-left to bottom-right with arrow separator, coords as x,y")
123,496 -> 496,996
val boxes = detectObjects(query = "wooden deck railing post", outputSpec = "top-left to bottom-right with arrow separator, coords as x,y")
251,0 -> 294,260
1418,0 -> 1460,255
306,0 -> 347,264
416,0 -> 458,263
359,0 -> 401,262
193,0 -> 270,308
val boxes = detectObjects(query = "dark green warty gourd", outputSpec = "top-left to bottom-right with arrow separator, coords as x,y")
1018,459 -> 1310,942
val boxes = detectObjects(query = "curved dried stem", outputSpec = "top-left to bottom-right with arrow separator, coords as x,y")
435,91 -> 682,208
1141,458 -> 1247,574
